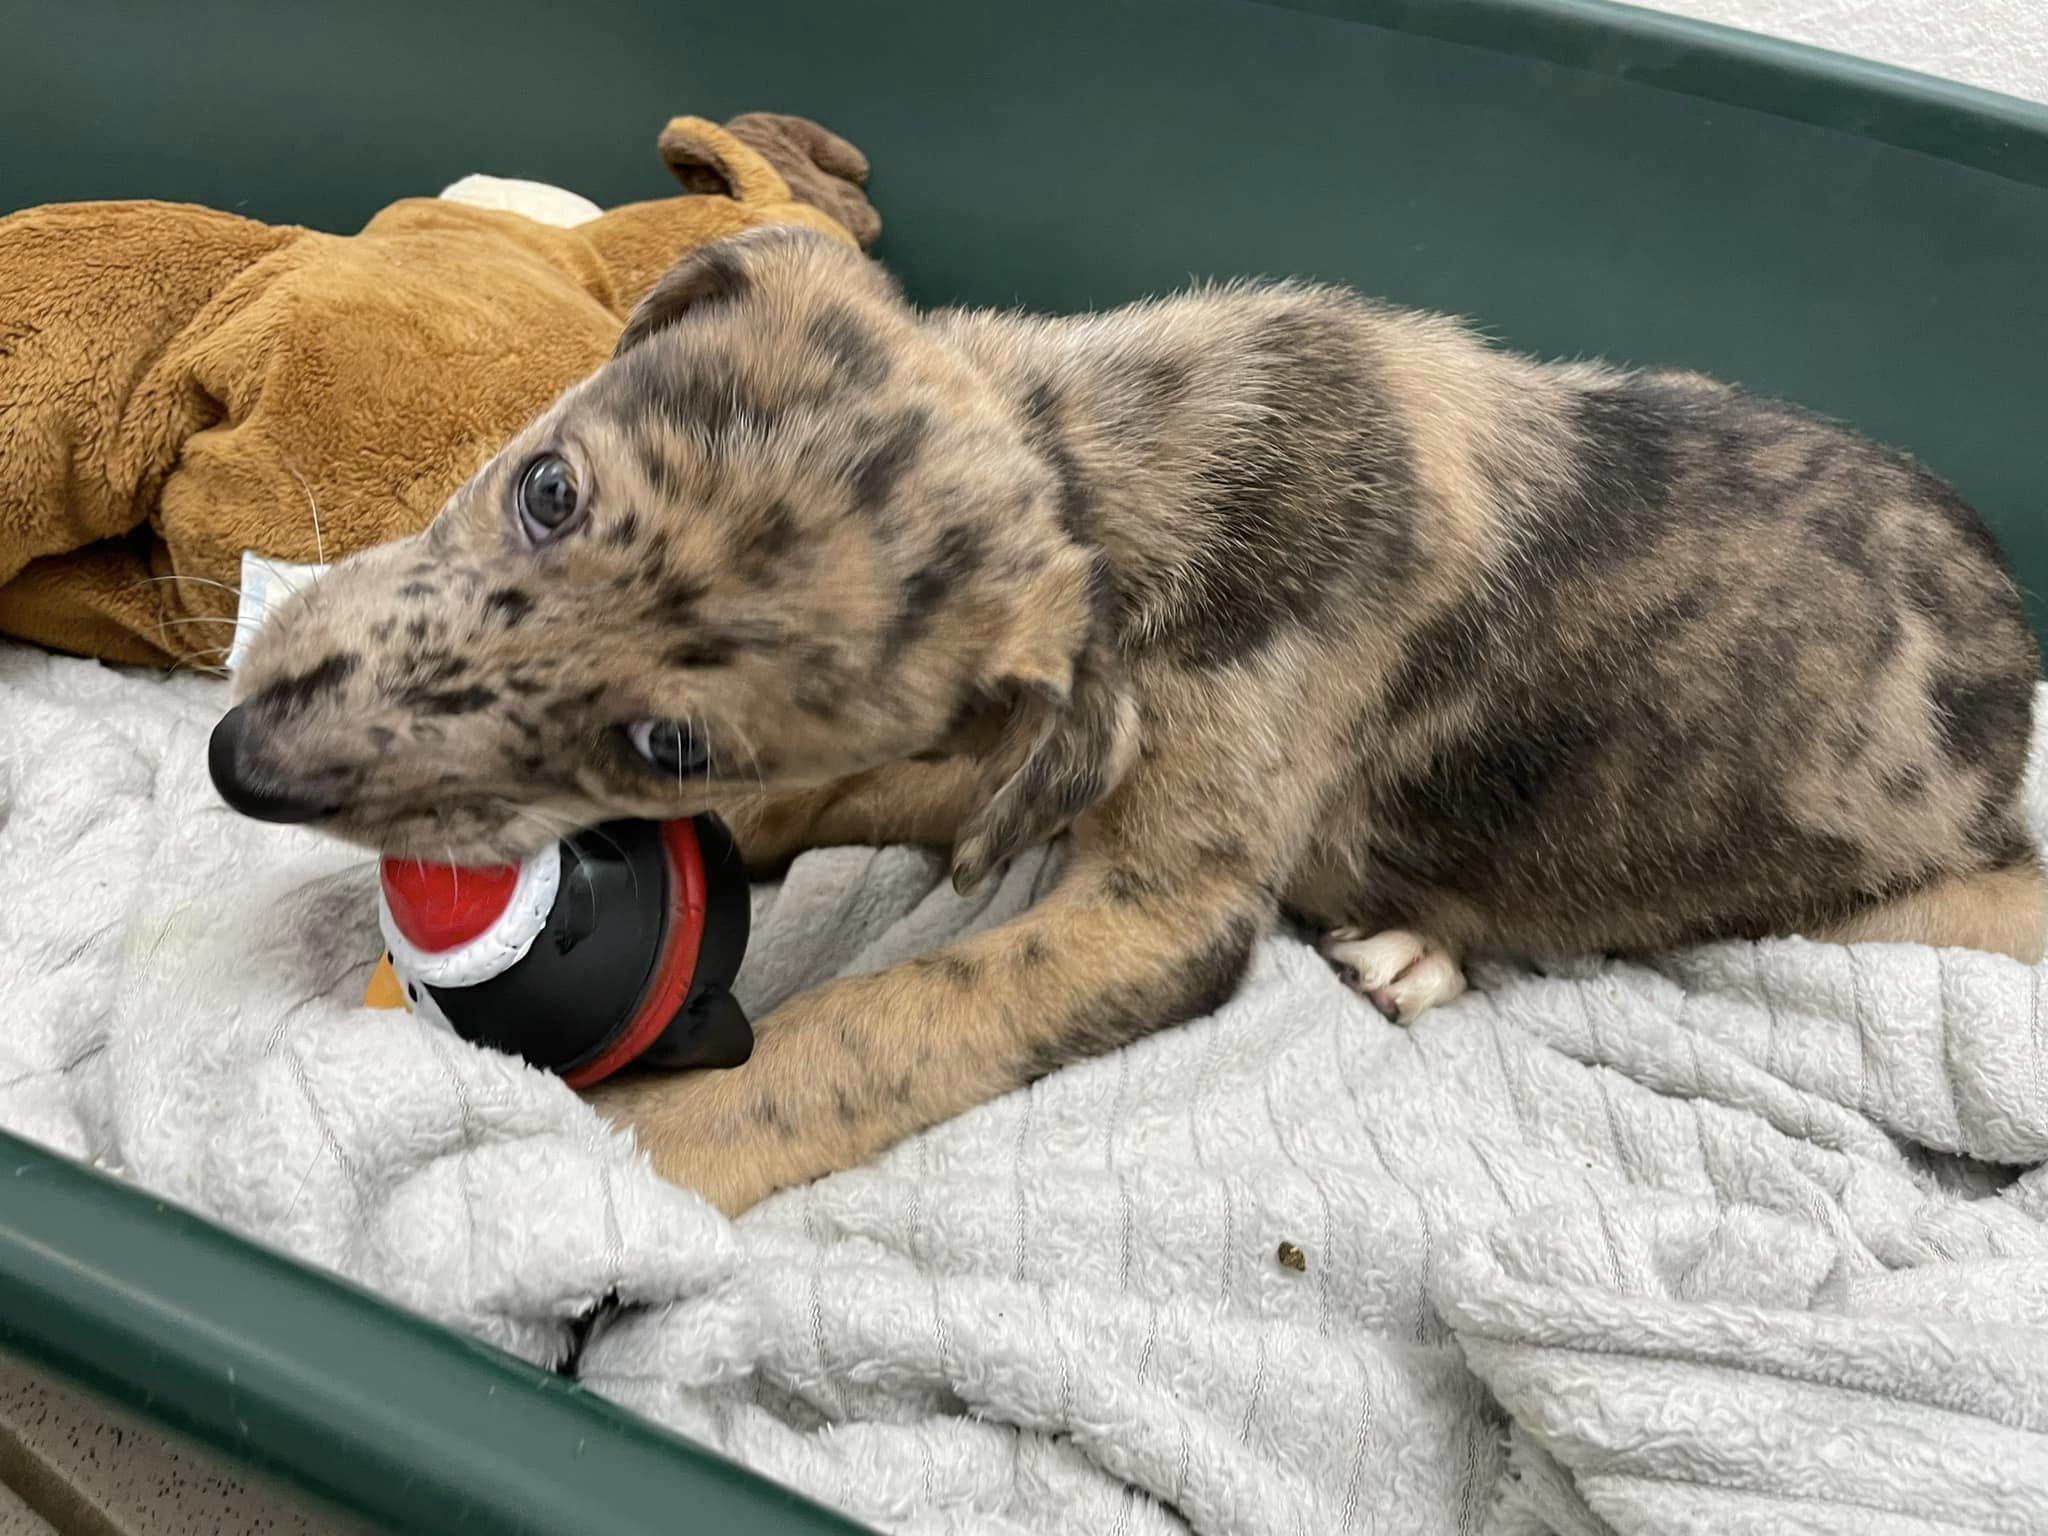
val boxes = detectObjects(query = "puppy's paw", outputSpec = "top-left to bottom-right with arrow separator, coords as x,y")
1321,927 -> 1467,1023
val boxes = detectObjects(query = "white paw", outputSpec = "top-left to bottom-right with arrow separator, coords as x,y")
1321,927 -> 1467,1023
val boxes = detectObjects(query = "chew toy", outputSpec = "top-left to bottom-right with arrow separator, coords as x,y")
365,816 -> 752,1086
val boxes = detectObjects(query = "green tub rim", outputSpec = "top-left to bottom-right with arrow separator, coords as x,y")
6,2 -> 2047,1532
1272,0 -> 2048,187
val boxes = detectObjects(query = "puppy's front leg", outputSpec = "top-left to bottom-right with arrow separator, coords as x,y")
715,756 -> 982,875
589,847 -> 1268,1214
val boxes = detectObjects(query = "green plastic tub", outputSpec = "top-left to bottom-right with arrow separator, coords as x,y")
6,0 -> 2047,1529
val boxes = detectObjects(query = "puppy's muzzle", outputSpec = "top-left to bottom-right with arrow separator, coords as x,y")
208,704 -> 334,824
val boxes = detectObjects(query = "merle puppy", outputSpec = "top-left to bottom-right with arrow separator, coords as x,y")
212,227 -> 2043,1212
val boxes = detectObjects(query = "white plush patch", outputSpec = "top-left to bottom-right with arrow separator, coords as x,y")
436,173 -> 603,228
225,550 -> 328,674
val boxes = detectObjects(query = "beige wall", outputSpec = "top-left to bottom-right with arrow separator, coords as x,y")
1633,0 -> 2048,106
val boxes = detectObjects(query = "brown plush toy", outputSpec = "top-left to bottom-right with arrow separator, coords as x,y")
0,113 -> 878,666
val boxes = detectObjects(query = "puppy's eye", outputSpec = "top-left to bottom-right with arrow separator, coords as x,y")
516,454 -> 582,541
624,718 -> 710,778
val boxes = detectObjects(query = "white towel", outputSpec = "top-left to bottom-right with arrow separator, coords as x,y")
4,639 -> 2045,1535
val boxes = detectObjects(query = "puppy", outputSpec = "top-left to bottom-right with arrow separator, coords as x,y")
213,226 -> 2044,1213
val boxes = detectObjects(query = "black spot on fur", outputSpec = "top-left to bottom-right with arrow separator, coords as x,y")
806,306 -> 890,389
849,409 -> 929,514
1903,566 -> 1960,629
369,618 -> 396,643
667,638 -> 736,669
1158,307 -> 1418,668
1382,608 -> 1486,725
914,953 -> 982,986
1555,383 -> 1687,570
409,652 -> 466,686
258,654 -> 357,720
605,510 -> 643,550
885,525 -> 986,660
792,644 -> 846,719
1973,819 -> 2037,871
1132,355 -> 1192,417
632,428 -> 690,509
400,684 -> 497,717
484,588 -> 533,627
1019,935 -> 1051,968
647,574 -> 708,628
690,247 -> 751,305
405,615 -> 431,644
545,685 -> 605,723
504,673 -> 547,697
366,726 -> 396,753
1020,381 -> 1094,542
398,581 -> 436,601
1101,866 -> 1168,905
616,348 -> 765,449
1373,711 -> 1598,897
732,499 -> 803,586
1882,764 -> 1929,802
1383,377 -> 1741,725
1020,909 -> 1258,1082
1807,504 -> 1883,585
1931,672 -> 2032,766
750,1095 -> 793,1137
1827,719 -> 1874,764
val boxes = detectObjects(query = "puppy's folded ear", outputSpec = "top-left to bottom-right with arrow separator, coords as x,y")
613,240 -> 755,357
950,550 -> 1136,893
614,226 -> 869,359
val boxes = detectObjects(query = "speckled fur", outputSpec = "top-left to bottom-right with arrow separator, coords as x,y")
225,226 -> 2044,1211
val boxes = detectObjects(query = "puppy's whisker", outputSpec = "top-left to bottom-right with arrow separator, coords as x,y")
129,574 -> 250,602
283,459 -> 336,624
719,716 -> 768,791
288,462 -> 328,568
166,652 -> 235,678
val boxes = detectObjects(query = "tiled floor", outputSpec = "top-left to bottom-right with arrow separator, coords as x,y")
0,1480 -> 55,1536
0,1358 -> 352,1535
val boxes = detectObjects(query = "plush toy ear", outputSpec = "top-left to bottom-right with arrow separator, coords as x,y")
723,112 -> 883,251
949,551 -> 1136,893
656,116 -> 791,206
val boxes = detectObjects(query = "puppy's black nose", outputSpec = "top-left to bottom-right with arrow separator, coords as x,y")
207,704 -> 333,824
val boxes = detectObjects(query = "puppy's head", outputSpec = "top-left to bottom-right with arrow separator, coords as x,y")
213,228 -> 1112,872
